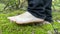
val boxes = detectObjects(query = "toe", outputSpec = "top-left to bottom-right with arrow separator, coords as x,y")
7,17 -> 16,21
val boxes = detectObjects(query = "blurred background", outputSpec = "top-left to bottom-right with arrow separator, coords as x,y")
0,0 -> 60,34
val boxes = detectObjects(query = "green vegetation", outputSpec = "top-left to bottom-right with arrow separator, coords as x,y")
0,0 -> 60,34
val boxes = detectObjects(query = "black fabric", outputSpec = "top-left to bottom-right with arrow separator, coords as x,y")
27,0 -> 53,22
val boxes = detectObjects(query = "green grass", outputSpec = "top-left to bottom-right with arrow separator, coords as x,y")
0,3 -> 60,34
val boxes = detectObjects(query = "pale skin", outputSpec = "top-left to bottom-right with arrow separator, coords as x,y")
8,11 -> 50,24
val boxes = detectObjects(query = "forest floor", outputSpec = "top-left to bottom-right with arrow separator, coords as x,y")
0,3 -> 60,34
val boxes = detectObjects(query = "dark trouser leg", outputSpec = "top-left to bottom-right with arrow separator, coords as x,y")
44,0 -> 53,22
28,0 -> 46,19
27,0 -> 52,22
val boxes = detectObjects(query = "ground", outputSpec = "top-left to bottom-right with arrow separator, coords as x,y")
0,3 -> 60,34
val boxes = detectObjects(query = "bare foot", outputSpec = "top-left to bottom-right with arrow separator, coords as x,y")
8,11 -> 44,24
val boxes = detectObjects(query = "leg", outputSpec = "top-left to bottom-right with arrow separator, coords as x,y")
44,0 -> 53,22
7,0 -> 52,24
28,0 -> 53,22
28,0 -> 46,19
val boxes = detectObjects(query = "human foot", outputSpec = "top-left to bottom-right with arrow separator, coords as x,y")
8,12 -> 44,24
